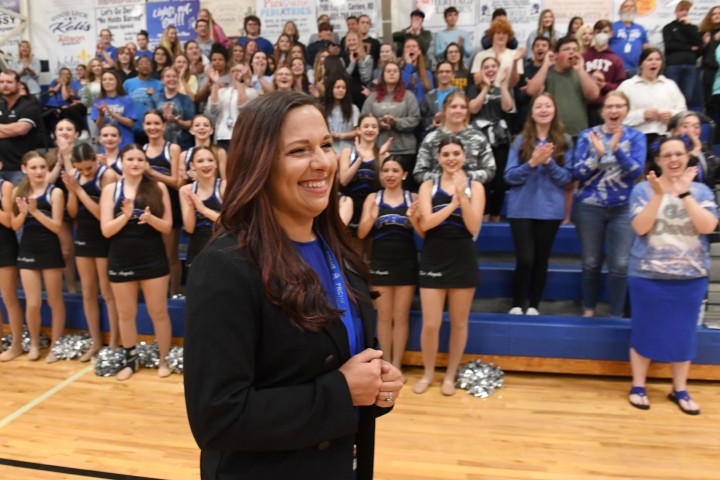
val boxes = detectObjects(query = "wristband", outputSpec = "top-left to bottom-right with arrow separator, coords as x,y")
678,191 -> 691,199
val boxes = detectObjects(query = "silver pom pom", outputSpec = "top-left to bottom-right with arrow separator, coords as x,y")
50,333 -> 92,360
165,346 -> 183,374
138,341 -> 160,368
94,347 -> 126,377
3,328 -> 52,352
456,359 -> 504,397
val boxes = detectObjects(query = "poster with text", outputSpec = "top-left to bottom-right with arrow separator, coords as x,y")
414,0 -> 478,29
316,0 -> 381,38
30,0 -> 97,75
256,0 -> 316,45
0,0 -> 23,59
542,0 -> 614,37
202,0 -> 256,41
146,0 -> 200,46
95,0 -> 146,47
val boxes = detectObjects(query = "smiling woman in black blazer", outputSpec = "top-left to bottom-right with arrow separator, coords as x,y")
184,91 -> 403,480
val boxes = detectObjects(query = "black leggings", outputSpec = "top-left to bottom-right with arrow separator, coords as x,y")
509,218 -> 561,309
485,144 -> 509,216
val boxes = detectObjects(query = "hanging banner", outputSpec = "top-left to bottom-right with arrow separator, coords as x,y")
202,0 -> 255,41
146,0 -> 200,46
0,0 -> 23,56
95,0 -> 145,46
414,0 -> 478,29
543,0 -> 614,36
256,0 -> 316,45
316,0 -> 381,38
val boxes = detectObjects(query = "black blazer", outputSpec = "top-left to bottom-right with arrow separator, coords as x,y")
184,233 -> 388,480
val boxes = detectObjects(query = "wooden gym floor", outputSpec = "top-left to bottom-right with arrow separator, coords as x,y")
1,360 -> 719,480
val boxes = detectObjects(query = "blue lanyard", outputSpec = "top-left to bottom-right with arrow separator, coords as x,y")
317,235 -> 360,356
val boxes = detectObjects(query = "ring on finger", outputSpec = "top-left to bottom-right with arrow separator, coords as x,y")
385,392 -> 392,402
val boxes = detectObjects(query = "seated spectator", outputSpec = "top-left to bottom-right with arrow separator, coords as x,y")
662,0 -> 703,105
609,0 -> 650,78
526,37 -> 600,138
583,20 -> 627,126
434,7 -> 472,64
392,9 -> 432,68
237,15 -> 274,57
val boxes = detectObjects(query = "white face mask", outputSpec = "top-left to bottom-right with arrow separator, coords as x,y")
620,13 -> 635,23
595,33 -> 610,46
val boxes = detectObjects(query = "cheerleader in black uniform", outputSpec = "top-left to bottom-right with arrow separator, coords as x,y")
63,143 -> 120,360
98,124 -> 123,174
142,110 -> 183,298
338,113 -> 391,255
179,114 -> 228,182
46,119 -> 79,293
11,152 -> 66,363
0,178 -> 23,361
100,144 -> 173,380
413,136 -> 484,396
179,147 -> 225,268
357,157 -> 420,372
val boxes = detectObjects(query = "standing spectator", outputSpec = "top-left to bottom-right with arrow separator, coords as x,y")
609,0 -> 650,78
358,15 -> 381,66
136,30 -> 152,61
618,48 -> 686,164
415,90 -> 495,186
662,0 -> 703,105
392,9 -> 433,68
91,70 -> 137,149
443,43 -> 471,91
0,175 -> 22,361
198,8 -> 231,50
206,63 -> 258,151
160,26 -> 183,59
469,57 -> 513,221
370,43 -> 396,88
361,61 -> 421,184
340,29 -> 373,108
420,60 -> 455,135
627,136 -> 717,414
699,6 -> 720,121
583,20 -> 627,126
504,93 -> 573,314
0,70 -> 43,185
11,40 -> 40,98
194,19 -> 214,58
96,28 -> 117,69
80,59 -> 104,142
237,15 -> 274,58
434,7 -> 472,63
151,67 -> 195,150
114,46 -> 137,84
325,76 -> 360,154
399,37 -> 434,104
194,47 -> 230,106
306,22 -> 340,66
480,9 -> 519,50
526,9 -> 558,58
173,54 -> 198,101
123,56 -> 164,145
526,37 -> 600,138
471,19 -> 523,89
573,91 -> 646,318
515,37 -> 551,130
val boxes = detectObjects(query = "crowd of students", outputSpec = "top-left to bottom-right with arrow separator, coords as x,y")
0,3 -> 718,411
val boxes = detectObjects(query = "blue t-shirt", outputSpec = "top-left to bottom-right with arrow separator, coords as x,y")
91,95 -> 137,148
629,182 -> 718,279
608,21 -> 649,71
123,77 -> 164,134
294,239 -> 364,356
45,79 -> 83,108
97,45 -> 118,62
150,91 -> 196,149
237,36 -> 274,57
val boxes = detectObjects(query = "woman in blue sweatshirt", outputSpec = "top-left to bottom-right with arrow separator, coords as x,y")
572,91 -> 646,318
504,93 -> 573,315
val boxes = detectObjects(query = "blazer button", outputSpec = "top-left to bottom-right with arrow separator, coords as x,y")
318,441 -> 330,451
323,355 -> 336,367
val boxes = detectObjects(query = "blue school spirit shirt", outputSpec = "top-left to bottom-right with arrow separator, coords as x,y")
124,77 -> 164,134
91,95 -> 137,148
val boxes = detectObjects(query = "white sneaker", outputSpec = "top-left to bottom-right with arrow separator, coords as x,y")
526,307 -> 540,316
508,307 -> 523,315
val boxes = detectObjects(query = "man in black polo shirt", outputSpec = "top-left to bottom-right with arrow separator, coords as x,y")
0,70 -> 42,184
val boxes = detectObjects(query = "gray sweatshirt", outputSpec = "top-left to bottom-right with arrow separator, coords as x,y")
361,90 -> 420,155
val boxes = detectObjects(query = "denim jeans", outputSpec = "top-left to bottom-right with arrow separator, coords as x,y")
573,202 -> 633,316
664,64 -> 699,106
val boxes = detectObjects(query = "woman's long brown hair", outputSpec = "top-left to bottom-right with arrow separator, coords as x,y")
519,93 -> 569,165
220,91 -> 369,332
